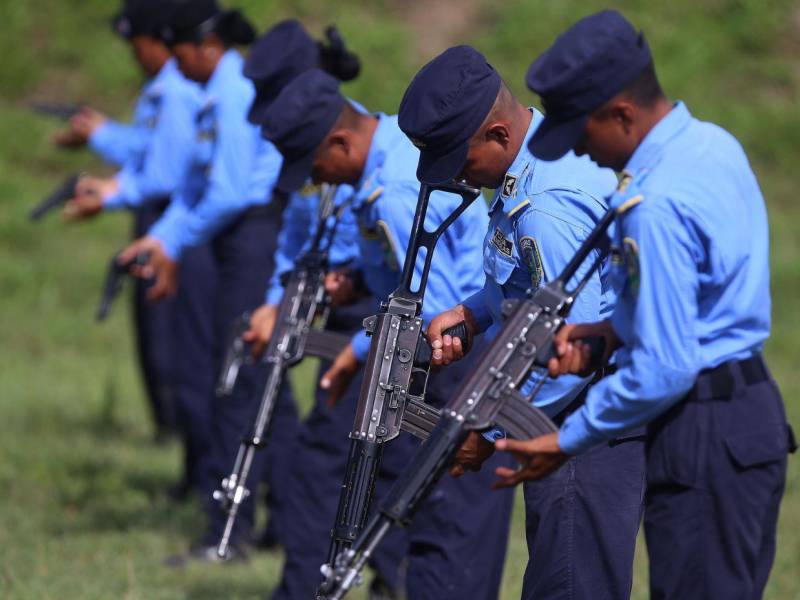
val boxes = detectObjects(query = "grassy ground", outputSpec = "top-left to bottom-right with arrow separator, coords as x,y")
1,0 -> 798,598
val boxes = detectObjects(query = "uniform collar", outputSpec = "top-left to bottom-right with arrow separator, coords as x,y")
489,108 -> 541,212
625,101 -> 692,177
205,50 -> 243,102
144,58 -> 179,97
359,112 -> 395,188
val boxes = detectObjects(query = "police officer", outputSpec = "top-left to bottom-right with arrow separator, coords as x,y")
261,68 -> 514,600
240,24 -> 409,594
495,10 -> 795,600
238,19 -> 379,555
119,0 -> 299,562
62,0 -> 208,450
399,45 -> 646,600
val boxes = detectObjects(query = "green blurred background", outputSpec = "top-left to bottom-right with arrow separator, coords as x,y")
1,0 -> 798,598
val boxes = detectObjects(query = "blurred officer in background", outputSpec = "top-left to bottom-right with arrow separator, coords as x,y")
243,22 -> 408,595
60,0 -> 213,458
497,10 -> 796,600
399,45 -> 646,600
262,68 -> 513,600
117,0 -> 298,563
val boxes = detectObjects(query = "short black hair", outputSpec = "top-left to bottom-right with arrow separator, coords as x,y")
622,61 -> 665,107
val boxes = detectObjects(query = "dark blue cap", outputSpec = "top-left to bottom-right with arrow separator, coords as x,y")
161,0 -> 220,46
112,0 -> 177,40
398,45 -> 501,184
526,10 -> 652,160
261,69 -> 345,192
243,20 -> 320,125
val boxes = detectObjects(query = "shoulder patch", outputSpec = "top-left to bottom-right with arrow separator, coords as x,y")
519,236 -> 545,289
491,227 -> 514,258
623,236 -> 640,298
376,220 -> 400,271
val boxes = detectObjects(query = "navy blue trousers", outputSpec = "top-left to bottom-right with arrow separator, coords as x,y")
273,333 -> 515,600
644,359 -> 792,600
203,205 -> 300,547
403,347 -> 515,600
171,241 -> 218,493
521,432 -> 645,600
132,201 -> 178,437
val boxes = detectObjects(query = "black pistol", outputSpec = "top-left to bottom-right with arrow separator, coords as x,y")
29,173 -> 80,222
29,102 -> 82,121
96,251 -> 150,322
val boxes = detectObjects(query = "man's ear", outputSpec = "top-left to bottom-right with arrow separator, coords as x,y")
609,100 -> 636,134
484,122 -> 511,147
327,129 -> 351,156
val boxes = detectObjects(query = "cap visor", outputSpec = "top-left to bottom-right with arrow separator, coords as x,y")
415,142 -> 469,185
527,113 -> 588,161
276,150 -> 315,193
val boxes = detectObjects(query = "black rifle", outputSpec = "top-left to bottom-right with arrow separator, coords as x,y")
96,251 -> 151,322
29,101 -> 82,121
321,181 -> 477,582
318,206 -> 619,599
29,173 -> 80,222
213,185 -> 355,559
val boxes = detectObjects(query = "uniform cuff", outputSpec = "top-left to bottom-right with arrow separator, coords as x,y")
265,285 -> 284,306
558,406 -> 608,456
102,191 -> 128,211
462,289 -> 493,333
149,215 -> 186,261
88,122 -> 123,158
351,330 -> 371,362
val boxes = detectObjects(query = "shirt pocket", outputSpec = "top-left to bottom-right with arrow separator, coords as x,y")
483,242 -> 516,286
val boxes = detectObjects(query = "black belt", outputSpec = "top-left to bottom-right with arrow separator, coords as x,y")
688,354 -> 769,401
242,200 -> 283,219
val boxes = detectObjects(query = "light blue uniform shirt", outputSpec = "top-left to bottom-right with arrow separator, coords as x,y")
88,66 -> 162,168
265,184 -> 361,305
560,102 -> 772,455
102,59 -> 204,211
349,114 -> 488,361
149,51 -> 282,259
462,109 -> 618,418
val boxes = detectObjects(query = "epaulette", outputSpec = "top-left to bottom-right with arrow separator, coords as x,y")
611,171 -> 644,215
299,182 -> 320,198
506,198 -> 531,219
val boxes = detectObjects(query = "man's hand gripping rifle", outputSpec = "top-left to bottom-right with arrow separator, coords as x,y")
320,181 -> 477,585
318,206 -> 618,599
213,185 -> 353,559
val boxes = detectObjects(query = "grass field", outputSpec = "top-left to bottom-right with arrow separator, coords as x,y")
1,0 -> 798,598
